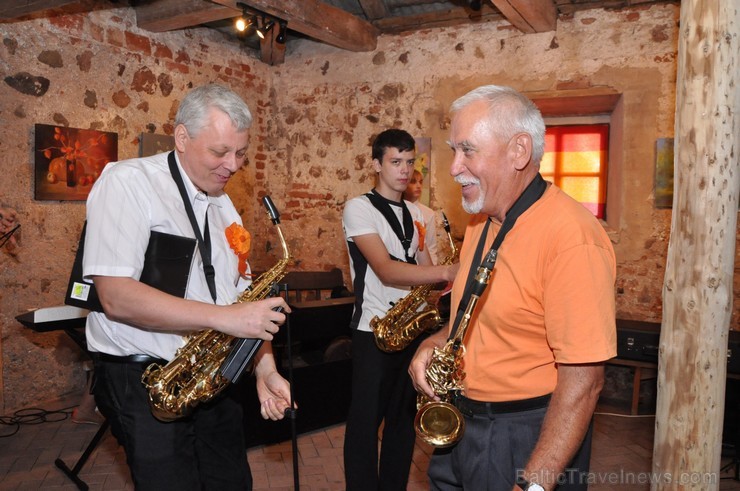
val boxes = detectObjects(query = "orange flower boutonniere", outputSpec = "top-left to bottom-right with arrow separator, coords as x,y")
414,220 -> 426,252
225,222 -> 251,277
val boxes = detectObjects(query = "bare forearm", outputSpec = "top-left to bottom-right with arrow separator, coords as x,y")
374,260 -> 454,286
96,276 -> 219,332
520,364 -> 604,491
351,233 -> 458,286
94,276 -> 287,339
253,342 -> 278,378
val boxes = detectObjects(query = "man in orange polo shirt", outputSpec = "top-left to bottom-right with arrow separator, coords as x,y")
409,85 -> 616,491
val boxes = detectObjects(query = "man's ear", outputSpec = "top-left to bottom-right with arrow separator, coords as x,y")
372,158 -> 382,173
510,133 -> 533,171
173,124 -> 188,153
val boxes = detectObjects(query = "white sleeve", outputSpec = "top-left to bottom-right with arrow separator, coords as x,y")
83,162 -> 153,280
343,197 -> 379,241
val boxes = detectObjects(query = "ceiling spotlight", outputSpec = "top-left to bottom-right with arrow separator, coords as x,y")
276,21 -> 287,44
236,2 -> 248,31
235,3 -> 256,33
256,18 -> 274,39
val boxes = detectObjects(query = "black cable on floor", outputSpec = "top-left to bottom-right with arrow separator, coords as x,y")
0,405 -> 75,438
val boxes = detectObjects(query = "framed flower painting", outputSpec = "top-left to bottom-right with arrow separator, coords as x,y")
34,124 -> 118,201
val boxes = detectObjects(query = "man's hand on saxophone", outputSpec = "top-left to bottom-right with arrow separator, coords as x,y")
216,296 -> 290,340
408,327 -> 448,401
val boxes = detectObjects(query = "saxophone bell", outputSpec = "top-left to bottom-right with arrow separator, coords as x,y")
413,340 -> 467,447
414,259 -> 490,447
414,397 -> 465,448
372,212 -> 458,353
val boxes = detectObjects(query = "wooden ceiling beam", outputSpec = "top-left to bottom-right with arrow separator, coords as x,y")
134,0 -> 239,32
490,0 -> 557,33
0,0 -> 78,19
358,0 -> 389,20
372,4 -> 504,33
211,0 -> 378,52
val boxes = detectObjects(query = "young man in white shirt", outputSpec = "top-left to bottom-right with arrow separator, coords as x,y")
342,128 -> 457,490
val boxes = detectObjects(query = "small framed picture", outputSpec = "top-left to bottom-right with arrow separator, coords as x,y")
654,138 -> 674,209
34,124 -> 118,201
140,133 -> 175,157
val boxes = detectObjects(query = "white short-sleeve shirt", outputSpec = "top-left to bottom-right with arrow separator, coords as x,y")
83,151 -> 249,359
342,193 -> 424,332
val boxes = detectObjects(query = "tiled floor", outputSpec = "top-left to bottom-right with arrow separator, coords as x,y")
0,395 -> 738,490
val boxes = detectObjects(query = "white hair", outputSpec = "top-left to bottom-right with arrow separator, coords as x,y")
175,84 -> 252,138
450,85 -> 545,165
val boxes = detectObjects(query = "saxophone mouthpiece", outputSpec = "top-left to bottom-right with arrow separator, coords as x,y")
262,196 -> 280,225
441,212 -> 451,233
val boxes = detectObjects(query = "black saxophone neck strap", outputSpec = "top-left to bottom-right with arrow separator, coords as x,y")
167,151 -> 217,304
448,174 -> 548,341
365,189 -> 416,264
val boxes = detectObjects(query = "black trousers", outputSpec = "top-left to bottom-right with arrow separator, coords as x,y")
92,357 -> 252,491
428,401 -> 594,490
343,330 -> 423,491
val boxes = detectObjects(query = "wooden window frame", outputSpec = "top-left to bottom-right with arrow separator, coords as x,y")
526,88 -> 623,237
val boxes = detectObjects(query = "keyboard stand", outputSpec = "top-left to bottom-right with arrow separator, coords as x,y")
15,307 -> 109,490
54,419 -> 110,491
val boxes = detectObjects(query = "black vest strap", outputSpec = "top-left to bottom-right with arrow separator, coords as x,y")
167,151 -> 217,303
365,189 -> 416,264
448,174 -> 548,341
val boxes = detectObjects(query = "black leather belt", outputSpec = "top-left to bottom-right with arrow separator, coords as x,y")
93,352 -> 167,367
455,393 -> 552,416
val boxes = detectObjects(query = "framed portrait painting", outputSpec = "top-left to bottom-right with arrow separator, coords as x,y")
34,124 -> 118,201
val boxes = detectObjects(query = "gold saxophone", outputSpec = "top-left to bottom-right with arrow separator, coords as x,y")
142,196 -> 291,422
371,213 -> 458,353
414,246 -> 498,448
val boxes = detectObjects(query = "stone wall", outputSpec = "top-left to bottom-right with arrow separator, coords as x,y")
0,2 -> 737,413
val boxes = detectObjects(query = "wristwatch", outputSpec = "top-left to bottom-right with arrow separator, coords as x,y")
517,478 -> 545,491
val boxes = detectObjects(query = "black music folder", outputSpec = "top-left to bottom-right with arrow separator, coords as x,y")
65,222 -> 196,312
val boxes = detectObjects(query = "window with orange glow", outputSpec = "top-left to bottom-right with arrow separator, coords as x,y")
541,124 -> 609,219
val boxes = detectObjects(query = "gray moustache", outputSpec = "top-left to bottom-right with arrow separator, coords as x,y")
454,176 -> 480,186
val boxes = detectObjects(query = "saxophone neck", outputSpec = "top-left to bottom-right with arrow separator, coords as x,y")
441,211 -> 458,262
238,214 -> 292,303
275,224 -> 291,262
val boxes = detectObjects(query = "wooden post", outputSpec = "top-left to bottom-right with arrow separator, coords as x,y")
259,28 -> 286,66
652,1 -> 739,489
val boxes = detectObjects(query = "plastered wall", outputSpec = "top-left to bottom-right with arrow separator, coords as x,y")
0,2 -> 736,412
